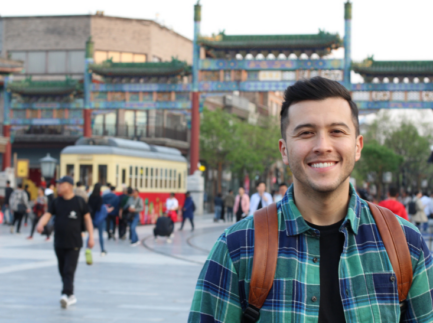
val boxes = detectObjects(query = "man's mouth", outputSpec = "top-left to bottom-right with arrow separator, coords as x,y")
309,161 -> 338,169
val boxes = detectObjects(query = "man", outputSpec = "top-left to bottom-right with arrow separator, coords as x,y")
273,182 -> 288,203
213,193 -> 223,222
102,186 -> 120,239
102,183 -> 112,196
23,184 -> 31,226
118,187 -> 130,240
189,77 -> 433,322
378,186 -> 409,221
37,176 -> 94,309
413,190 -> 428,232
248,181 -> 273,215
10,183 -> 30,234
73,181 -> 88,203
3,180 -> 13,225
127,188 -> 143,246
224,190 -> 235,222
234,187 -> 250,222
166,193 -> 178,223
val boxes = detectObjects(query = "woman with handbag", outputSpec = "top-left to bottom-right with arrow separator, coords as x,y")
28,187 -> 47,239
127,188 -> 144,247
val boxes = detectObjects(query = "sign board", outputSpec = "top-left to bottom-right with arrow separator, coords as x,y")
16,159 -> 29,178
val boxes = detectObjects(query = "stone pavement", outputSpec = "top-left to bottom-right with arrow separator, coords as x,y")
0,215 -> 232,323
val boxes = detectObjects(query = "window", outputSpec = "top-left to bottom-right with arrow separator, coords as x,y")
134,54 -> 146,62
66,164 -> 74,178
94,51 -> 108,64
178,173 -> 182,189
129,166 -> 133,187
164,169 -> 168,188
116,165 -> 119,187
150,168 -> 153,188
155,168 -> 158,188
68,51 -> 85,73
145,167 -> 148,188
169,169 -> 172,189
135,166 -> 138,188
80,165 -> 93,187
140,167 -> 144,188
48,51 -> 67,73
28,52 -> 46,74
108,51 -> 120,62
160,168 -> 163,189
121,53 -> 133,62
173,170 -> 177,190
122,169 -> 126,185
98,165 -> 108,185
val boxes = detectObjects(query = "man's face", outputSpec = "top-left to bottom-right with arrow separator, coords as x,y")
58,182 -> 72,195
257,183 -> 266,195
279,98 -> 363,194
279,185 -> 288,196
238,188 -> 244,195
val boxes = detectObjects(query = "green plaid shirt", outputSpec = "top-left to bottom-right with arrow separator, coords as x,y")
189,184 -> 433,322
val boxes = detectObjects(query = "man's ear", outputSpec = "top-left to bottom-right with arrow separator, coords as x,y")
279,139 -> 289,165
355,135 -> 363,162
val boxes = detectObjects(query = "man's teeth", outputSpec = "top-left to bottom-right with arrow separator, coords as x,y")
311,162 -> 335,168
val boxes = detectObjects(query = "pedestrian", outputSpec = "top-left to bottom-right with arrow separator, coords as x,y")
23,184 -> 31,226
88,183 -> 109,256
27,187 -> 48,239
166,192 -> 179,222
3,180 -> 13,225
73,181 -> 88,203
180,192 -> 195,231
273,182 -> 288,203
224,190 -> 235,222
234,187 -> 250,222
118,187 -> 129,240
378,185 -> 409,221
102,183 -> 111,196
43,183 -> 56,241
9,183 -> 30,234
412,191 -> 428,232
249,181 -> 273,216
36,175 -> 94,309
126,188 -> 143,247
188,77 -> 433,322
213,193 -> 223,222
102,185 -> 120,240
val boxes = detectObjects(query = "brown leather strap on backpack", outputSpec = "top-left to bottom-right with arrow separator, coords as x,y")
243,203 -> 279,323
367,202 -> 413,302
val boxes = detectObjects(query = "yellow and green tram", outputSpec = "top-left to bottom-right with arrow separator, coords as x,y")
60,137 -> 188,224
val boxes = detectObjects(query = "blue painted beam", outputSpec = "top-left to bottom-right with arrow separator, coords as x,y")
10,118 -> 84,125
92,83 -> 191,92
90,101 -> 192,110
352,83 -> 433,91
356,101 -> 433,109
199,59 -> 344,71
11,101 -> 84,109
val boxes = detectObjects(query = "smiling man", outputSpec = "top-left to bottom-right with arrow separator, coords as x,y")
188,77 -> 433,322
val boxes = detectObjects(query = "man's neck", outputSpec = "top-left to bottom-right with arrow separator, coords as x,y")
388,197 -> 397,201
62,192 -> 75,200
293,179 -> 351,226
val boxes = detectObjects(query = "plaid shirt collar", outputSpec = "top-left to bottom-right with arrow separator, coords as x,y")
280,183 -> 361,236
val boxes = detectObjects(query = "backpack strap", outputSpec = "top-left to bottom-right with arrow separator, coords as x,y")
367,202 -> 413,303
242,203 -> 279,323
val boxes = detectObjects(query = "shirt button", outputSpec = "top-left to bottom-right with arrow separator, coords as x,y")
313,257 -> 318,263
311,296 -> 317,302
390,276 -> 395,282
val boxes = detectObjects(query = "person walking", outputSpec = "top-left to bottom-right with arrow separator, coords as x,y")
413,191 -> 428,232
233,187 -> 250,222
27,187 -> 48,239
249,181 -> 273,216
126,188 -> 143,246
273,182 -> 288,203
189,77 -> 433,322
36,176 -> 94,309
102,185 -> 120,240
118,187 -> 130,240
3,180 -> 13,225
10,183 -> 30,234
180,192 -> 195,231
73,182 -> 88,203
224,190 -> 235,222
213,193 -> 223,222
166,193 -> 179,223
88,183 -> 109,256
23,184 -> 31,227
378,186 -> 409,221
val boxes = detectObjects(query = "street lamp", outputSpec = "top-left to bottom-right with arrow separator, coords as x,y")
40,153 -> 57,184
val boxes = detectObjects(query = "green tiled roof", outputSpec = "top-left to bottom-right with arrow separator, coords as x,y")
90,58 -> 191,77
7,78 -> 79,95
352,57 -> 433,77
199,30 -> 342,51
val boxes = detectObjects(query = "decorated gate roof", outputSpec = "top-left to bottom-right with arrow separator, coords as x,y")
198,30 -> 342,58
89,58 -> 191,77
0,57 -> 23,75
7,78 -> 79,95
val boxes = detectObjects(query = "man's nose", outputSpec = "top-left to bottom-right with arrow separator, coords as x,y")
313,133 -> 333,154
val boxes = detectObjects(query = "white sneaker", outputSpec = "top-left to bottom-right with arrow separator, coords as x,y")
167,238 -> 172,244
68,295 -> 77,306
101,251 -> 107,257
60,294 -> 68,308
130,241 -> 140,247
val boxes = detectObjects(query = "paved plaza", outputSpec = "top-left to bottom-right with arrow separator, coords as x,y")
0,215 -> 230,323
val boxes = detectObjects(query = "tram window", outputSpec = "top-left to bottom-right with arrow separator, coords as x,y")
155,168 -> 158,188
164,169 -> 168,188
135,167 -> 138,188
169,169 -> 172,189
145,167 -> 148,188
160,168 -> 163,189
98,165 -> 108,186
116,165 -> 119,187
140,167 -> 144,188
178,173 -> 181,189
66,164 -> 74,178
122,169 -> 126,185
129,166 -> 133,187
150,168 -> 153,188
173,170 -> 177,189
80,165 -> 93,187
184,171 -> 186,189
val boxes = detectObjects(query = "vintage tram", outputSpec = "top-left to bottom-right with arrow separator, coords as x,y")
60,137 -> 187,224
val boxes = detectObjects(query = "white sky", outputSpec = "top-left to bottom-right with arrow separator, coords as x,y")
1,0 -> 431,62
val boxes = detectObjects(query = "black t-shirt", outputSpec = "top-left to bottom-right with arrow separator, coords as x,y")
306,219 -> 346,323
49,196 -> 90,249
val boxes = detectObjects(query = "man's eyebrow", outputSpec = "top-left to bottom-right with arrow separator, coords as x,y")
292,123 -> 315,132
329,122 -> 350,130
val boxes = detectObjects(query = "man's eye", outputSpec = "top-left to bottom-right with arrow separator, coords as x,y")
300,132 -> 312,135
331,130 -> 343,134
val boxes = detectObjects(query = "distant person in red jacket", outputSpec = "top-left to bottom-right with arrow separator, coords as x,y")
378,186 -> 409,221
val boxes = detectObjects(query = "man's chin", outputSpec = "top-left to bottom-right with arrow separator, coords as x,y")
306,180 -> 345,193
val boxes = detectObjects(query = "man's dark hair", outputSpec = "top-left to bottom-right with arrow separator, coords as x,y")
24,184 -> 29,189
110,186 -> 116,191
279,182 -> 288,188
256,181 -> 266,188
280,76 -> 359,139
229,189 -> 233,193
6,180 -> 10,185
76,181 -> 82,187
127,187 -> 133,195
388,186 -> 399,198
17,183 -> 23,189
186,191 -> 191,196
170,192 -> 175,197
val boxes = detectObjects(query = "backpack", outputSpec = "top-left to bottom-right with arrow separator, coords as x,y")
10,190 -> 27,213
242,202 -> 413,323
408,200 -> 417,215
93,205 -> 108,227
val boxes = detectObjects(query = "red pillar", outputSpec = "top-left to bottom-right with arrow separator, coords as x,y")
83,109 -> 92,137
190,92 -> 200,175
2,125 -> 11,170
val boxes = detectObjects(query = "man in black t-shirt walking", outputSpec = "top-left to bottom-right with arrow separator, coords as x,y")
37,176 -> 94,309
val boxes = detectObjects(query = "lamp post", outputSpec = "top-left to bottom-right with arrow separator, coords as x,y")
40,154 -> 57,185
